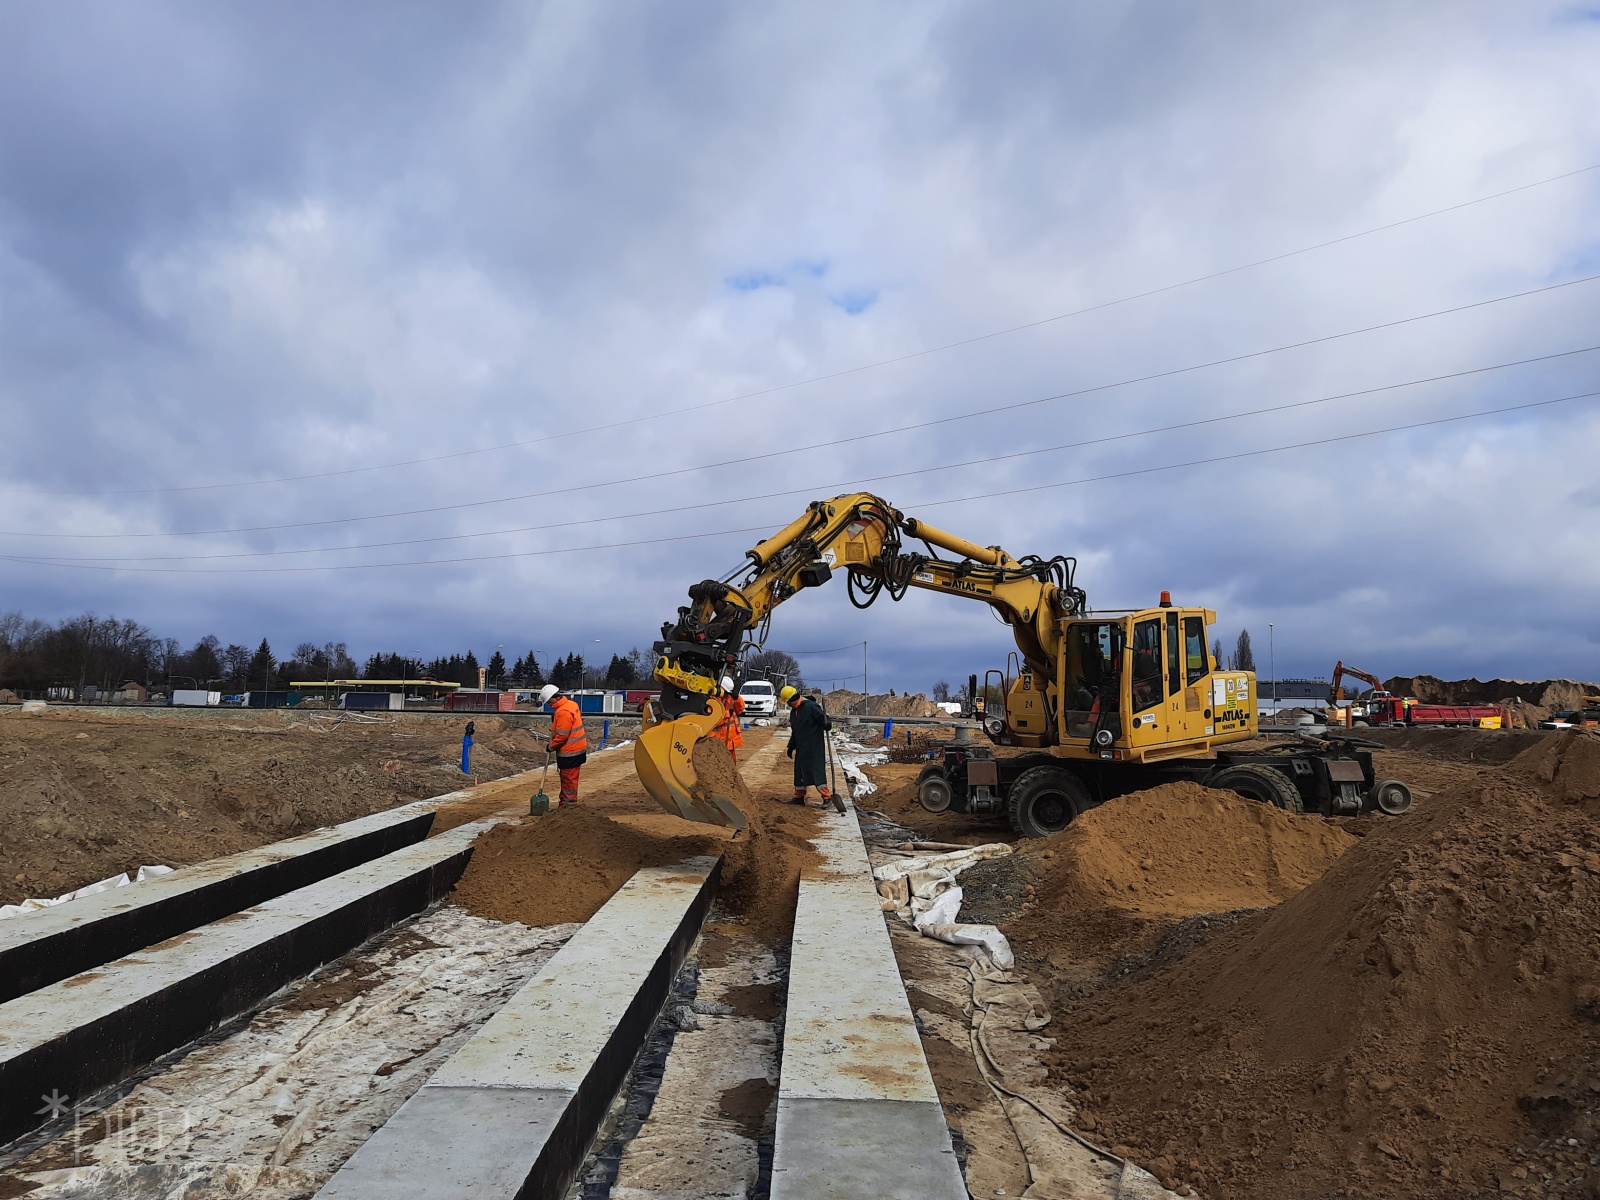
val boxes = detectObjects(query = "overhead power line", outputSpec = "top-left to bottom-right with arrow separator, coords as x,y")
12,159 -> 1599,500
7,270 -> 1597,543
13,340 -> 1600,564
7,387 -> 1596,574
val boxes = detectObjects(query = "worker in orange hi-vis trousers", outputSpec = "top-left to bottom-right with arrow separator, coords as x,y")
539,683 -> 589,806
712,675 -> 745,763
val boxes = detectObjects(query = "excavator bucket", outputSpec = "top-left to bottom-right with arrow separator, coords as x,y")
634,698 -> 749,830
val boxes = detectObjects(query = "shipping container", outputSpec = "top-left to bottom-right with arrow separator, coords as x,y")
341,692 -> 404,711
569,689 -> 624,714
243,691 -> 302,709
444,691 -> 517,713
170,689 -> 221,707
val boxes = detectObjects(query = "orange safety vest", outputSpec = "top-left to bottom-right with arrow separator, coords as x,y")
714,694 -> 745,752
549,695 -> 589,757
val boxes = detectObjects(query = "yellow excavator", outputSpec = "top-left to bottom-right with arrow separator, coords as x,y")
634,492 -> 1413,834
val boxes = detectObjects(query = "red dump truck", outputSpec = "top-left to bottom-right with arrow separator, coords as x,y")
1359,696 -> 1506,729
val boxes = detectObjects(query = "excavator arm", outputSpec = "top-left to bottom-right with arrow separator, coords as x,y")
635,492 -> 1085,826
1330,661 -> 1386,704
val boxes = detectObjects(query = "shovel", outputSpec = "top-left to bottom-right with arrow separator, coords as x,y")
530,739 -> 553,815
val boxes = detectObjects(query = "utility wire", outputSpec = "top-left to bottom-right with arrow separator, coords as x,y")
13,341 -> 1600,564
7,271 -> 1597,542
12,159 -> 1599,500
8,387 -> 1596,574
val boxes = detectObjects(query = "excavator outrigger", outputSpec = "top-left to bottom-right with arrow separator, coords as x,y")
634,492 -> 1413,833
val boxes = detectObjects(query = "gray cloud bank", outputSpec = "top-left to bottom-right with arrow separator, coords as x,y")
1,1 -> 1597,691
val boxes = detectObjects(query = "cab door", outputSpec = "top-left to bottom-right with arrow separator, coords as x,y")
1126,614 -> 1169,754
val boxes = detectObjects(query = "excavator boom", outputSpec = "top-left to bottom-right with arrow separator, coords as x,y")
634,492 -> 1083,826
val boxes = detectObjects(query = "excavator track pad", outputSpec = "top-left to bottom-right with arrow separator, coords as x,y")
634,699 -> 748,830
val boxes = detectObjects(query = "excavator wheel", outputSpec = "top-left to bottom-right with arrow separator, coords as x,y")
1007,766 -> 1091,839
1371,778 -> 1413,815
1208,764 -> 1304,813
916,764 -> 954,814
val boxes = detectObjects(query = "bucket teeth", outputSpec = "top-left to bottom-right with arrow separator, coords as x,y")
634,703 -> 748,830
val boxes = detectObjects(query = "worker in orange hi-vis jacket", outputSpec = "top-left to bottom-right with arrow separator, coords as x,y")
712,675 -> 745,762
539,683 -> 589,806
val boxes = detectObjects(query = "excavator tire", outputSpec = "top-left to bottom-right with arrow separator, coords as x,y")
916,764 -> 954,814
1207,764 -> 1304,813
1007,766 -> 1091,838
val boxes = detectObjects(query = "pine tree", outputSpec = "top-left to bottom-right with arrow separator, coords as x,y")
1235,630 -> 1255,674
248,639 -> 276,690
487,651 -> 506,684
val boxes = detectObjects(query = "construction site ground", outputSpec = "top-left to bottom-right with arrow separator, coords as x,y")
0,706 -> 619,908
5,710 -> 1600,1198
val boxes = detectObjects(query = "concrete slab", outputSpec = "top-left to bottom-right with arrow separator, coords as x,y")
316,856 -> 721,1200
0,818 -> 497,1148
0,801 -> 443,1004
771,805 -> 966,1199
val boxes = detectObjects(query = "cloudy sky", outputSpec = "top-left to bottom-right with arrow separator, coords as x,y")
1,2 -> 1597,691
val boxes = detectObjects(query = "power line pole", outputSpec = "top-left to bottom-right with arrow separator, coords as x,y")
863,640 -> 868,698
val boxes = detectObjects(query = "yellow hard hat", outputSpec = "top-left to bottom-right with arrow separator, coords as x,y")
779,685 -> 798,704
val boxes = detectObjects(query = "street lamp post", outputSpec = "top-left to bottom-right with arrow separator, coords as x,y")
1269,623 -> 1276,717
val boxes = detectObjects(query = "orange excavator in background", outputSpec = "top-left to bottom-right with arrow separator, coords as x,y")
1329,661 -> 1392,723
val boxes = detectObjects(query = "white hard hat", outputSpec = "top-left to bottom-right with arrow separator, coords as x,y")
720,675 -> 736,693
537,684 -> 559,705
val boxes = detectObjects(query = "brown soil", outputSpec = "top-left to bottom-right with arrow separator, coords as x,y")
690,736 -> 753,810
0,708 -> 549,905
1029,733 -> 1600,1199
1024,782 -> 1356,919
718,1076 -> 777,1137
451,733 -> 823,947
1387,674 -> 1600,711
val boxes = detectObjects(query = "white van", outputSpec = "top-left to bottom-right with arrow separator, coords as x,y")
740,679 -> 778,717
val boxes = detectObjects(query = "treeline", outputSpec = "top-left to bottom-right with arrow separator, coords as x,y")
0,611 -> 356,694
0,609 -> 653,697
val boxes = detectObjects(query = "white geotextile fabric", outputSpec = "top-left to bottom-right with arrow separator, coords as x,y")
828,732 -> 888,798
874,844 -> 1016,968
0,865 -> 176,921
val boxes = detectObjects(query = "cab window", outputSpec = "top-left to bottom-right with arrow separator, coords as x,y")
1064,621 -> 1119,737
1132,617 -> 1163,713
1184,617 -> 1208,685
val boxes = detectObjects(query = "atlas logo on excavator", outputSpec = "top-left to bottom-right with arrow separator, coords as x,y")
633,491 -> 1413,835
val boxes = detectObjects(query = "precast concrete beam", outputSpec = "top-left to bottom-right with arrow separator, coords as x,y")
0,818 -> 497,1148
0,800 -> 443,1003
771,806 -> 967,1199
316,856 -> 722,1200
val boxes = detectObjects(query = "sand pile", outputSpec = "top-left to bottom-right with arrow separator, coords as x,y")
452,740 -> 821,945
1043,764 -> 1600,1198
1024,782 -> 1355,919
1513,729 -> 1600,803
1387,674 -> 1600,710
821,689 -> 942,718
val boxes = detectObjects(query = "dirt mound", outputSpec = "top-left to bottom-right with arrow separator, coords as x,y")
452,745 -> 821,946
1388,674 -> 1600,710
1043,771 -> 1600,1198
0,689 -> 18,704
1513,730 -> 1600,803
821,689 -> 942,718
1023,782 -> 1355,919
